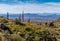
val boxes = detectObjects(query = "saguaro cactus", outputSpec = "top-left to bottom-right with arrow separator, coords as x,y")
22,11 -> 24,22
7,12 -> 9,19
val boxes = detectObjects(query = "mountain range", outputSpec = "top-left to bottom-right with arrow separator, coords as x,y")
0,13 -> 60,22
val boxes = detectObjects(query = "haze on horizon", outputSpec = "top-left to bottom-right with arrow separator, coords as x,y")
0,0 -> 59,14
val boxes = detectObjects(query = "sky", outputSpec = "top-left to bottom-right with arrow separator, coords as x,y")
0,0 -> 60,14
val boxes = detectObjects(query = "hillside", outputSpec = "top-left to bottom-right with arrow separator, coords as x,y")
0,16 -> 59,41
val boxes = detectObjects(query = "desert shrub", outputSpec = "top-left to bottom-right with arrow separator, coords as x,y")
39,23 -> 42,25
15,21 -> 25,26
4,20 -> 8,23
8,34 -> 25,41
0,36 -> 2,41
39,30 -> 57,41
26,36 -> 33,41
25,27 -> 33,32
45,22 -> 48,25
15,18 -> 25,26
2,19 -> 8,23
19,33 -> 25,38
36,32 -> 43,37
0,23 -> 13,34
49,22 -> 54,27
0,16 -> 4,18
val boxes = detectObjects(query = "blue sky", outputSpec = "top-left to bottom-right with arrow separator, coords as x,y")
0,0 -> 60,3
0,0 -> 60,4
0,0 -> 60,14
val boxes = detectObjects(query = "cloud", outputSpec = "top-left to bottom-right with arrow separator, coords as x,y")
0,2 -> 60,14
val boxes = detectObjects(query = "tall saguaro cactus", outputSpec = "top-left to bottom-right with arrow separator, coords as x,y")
22,11 -> 24,22
7,12 -> 9,19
